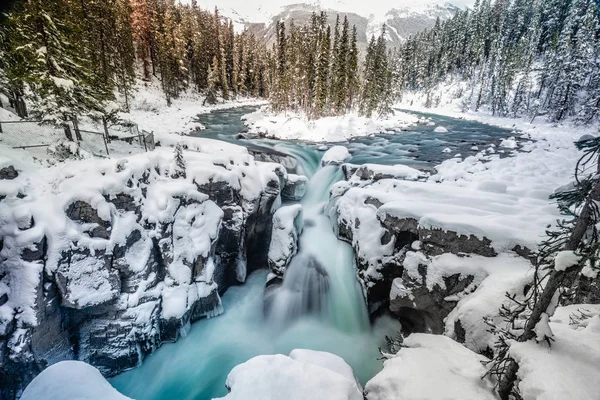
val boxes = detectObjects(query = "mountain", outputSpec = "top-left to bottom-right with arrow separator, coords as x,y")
219,0 -> 460,49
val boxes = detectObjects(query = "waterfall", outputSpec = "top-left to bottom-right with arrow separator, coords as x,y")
266,160 -> 370,334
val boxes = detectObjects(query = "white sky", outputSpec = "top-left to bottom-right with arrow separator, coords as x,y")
188,0 -> 476,24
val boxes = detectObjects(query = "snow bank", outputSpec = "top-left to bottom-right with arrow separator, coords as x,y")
216,349 -> 363,400
364,334 -> 496,400
21,361 -> 131,400
243,107 -> 420,143
121,81 -> 267,138
510,305 -> 600,400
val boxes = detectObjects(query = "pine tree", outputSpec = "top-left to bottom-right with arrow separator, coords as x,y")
173,142 -> 186,179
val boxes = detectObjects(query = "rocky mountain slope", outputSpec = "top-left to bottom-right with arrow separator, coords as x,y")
234,1 -> 459,49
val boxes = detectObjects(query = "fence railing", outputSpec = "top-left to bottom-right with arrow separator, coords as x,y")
0,119 -> 154,158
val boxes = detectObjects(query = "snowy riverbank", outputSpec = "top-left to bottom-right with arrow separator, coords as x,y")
120,82 -> 268,138
242,106 -> 422,142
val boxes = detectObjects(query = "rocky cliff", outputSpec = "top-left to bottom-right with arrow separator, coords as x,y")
326,162 -> 537,339
0,141 -> 303,399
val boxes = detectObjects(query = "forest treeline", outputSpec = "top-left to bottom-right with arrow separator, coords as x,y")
0,0 -> 393,125
392,0 -> 600,124
0,0 -> 270,123
1,0 -> 598,126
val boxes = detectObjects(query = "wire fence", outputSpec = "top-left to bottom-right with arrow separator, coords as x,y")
0,118 -> 154,158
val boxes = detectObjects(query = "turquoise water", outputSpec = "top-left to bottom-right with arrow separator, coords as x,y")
111,107 -> 514,400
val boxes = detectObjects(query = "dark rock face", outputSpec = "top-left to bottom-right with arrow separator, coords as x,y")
379,214 -> 497,258
390,268 -> 475,334
0,166 -> 18,180
282,175 -> 308,202
0,154 -> 285,399
249,149 -> 299,174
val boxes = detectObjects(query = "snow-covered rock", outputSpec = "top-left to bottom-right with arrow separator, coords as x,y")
216,349 -> 363,400
434,126 -> 449,133
321,146 -> 352,167
282,174 -> 309,201
243,107 -> 420,143
0,141 -> 287,395
268,205 -> 304,276
364,334 -> 496,400
21,361 -> 131,400
345,163 -> 425,182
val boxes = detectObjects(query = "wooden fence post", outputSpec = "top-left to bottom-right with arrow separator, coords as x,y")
72,116 -> 82,141
101,117 -> 110,156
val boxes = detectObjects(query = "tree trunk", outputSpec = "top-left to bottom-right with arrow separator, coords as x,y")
63,124 -> 74,141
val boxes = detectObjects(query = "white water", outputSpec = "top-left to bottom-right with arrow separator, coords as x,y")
266,165 -> 369,333
111,151 -> 400,400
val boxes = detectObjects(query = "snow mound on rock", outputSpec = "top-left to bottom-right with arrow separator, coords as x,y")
321,146 -> 352,167
216,349 -> 363,400
21,361 -> 131,400
364,334 -> 496,400
434,126 -> 449,133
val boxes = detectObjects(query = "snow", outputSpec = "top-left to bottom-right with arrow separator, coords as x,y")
121,80 -> 267,140
444,260 -> 533,352
509,306 -> 600,400
215,349 -> 363,400
268,204 -> 304,274
433,125 -> 449,133
243,106 -> 420,143
321,146 -> 352,167
554,250 -> 580,271
364,334 -> 496,400
21,361 -> 131,400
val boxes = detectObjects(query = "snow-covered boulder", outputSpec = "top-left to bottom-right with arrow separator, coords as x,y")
268,205 -> 304,276
364,334 -> 496,400
434,126 -> 449,133
282,174 -> 309,201
216,349 -> 363,400
21,361 -> 131,400
445,264 -> 533,353
346,163 -> 425,182
321,146 -> 352,167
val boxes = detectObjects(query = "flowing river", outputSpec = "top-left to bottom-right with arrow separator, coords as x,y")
111,107 -> 513,400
